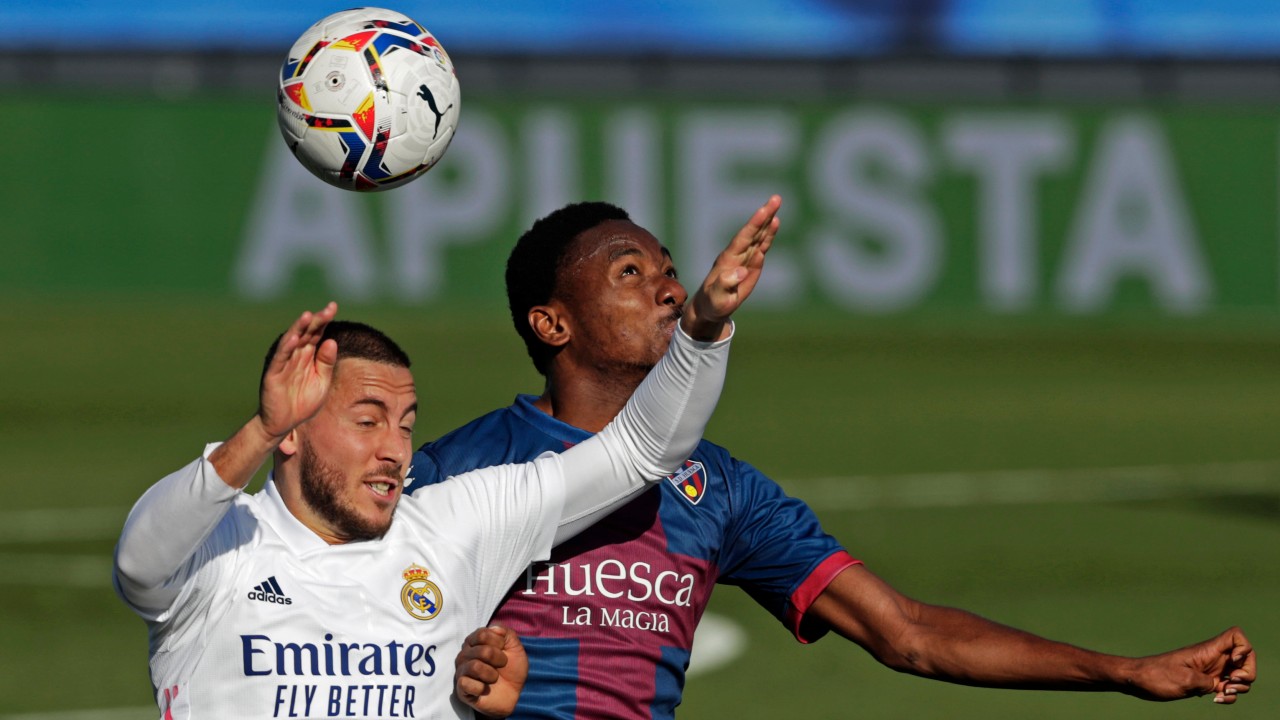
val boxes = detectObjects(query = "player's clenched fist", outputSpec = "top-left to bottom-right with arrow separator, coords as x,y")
1125,626 -> 1255,704
455,625 -> 528,718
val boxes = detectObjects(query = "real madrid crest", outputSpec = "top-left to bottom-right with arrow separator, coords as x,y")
400,563 -> 443,621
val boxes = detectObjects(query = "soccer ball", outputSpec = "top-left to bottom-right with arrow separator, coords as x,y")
276,7 -> 460,192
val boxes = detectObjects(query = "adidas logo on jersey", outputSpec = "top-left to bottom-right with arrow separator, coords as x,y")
247,576 -> 293,605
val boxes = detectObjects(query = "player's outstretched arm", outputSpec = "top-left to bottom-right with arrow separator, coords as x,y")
454,625 -> 528,718
810,565 -> 1255,704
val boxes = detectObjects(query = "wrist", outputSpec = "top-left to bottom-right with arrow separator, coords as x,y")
1112,655 -> 1147,697
680,319 -> 725,342
247,413 -> 290,451
207,414 -> 285,491
678,304 -> 730,342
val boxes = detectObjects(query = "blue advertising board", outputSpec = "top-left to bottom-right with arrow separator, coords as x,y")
2,1 -> 1279,57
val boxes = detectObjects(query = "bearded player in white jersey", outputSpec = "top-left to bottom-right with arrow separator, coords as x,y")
112,198 -> 781,719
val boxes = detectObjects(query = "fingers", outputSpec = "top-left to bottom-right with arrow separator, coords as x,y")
751,197 -> 782,251
258,303 -> 340,438
456,671 -> 494,702
739,195 -> 782,243
1220,627 -> 1255,682
1212,674 -> 1253,704
270,302 -> 338,373
455,626 -> 514,707
724,195 -> 781,263
459,626 -> 510,661
1228,630 -> 1254,672
294,302 -> 338,362
1222,641 -> 1256,701
455,658 -> 500,701
498,624 -> 525,655
710,196 -> 782,298
455,627 -> 511,676
1213,681 -> 1252,704
1210,628 -> 1255,704
680,196 -> 781,340
711,267 -> 749,294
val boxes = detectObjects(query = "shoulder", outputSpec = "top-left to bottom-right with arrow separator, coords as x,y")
690,438 -> 768,485
408,406 -> 522,489
692,437 -> 735,465
221,493 -> 264,537
408,397 -> 577,492
231,486 -> 314,548
426,405 -> 521,452
688,439 -> 823,520
655,439 -> 763,513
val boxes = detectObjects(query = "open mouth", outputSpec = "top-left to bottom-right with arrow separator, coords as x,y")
366,479 -> 399,498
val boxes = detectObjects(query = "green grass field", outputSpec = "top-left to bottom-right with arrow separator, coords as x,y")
1,297 -> 1277,718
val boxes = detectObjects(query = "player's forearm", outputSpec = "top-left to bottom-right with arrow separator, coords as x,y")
884,604 -> 1134,693
607,322 -> 731,479
554,323 -> 730,532
208,414 -> 285,490
114,446 -> 239,607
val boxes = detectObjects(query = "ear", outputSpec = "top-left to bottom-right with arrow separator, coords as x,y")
277,428 -> 301,457
528,303 -> 571,350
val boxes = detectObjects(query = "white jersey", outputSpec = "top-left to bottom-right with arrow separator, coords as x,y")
114,326 -> 730,720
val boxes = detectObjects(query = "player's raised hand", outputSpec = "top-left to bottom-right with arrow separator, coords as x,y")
258,302 -> 339,439
209,302 -> 339,489
454,624 -> 528,718
681,195 -> 781,341
1127,627 -> 1255,704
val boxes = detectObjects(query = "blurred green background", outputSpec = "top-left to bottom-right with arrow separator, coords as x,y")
4,2 -> 1280,718
1,301 -> 1277,718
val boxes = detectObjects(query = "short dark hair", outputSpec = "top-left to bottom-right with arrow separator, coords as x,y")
506,201 -> 631,375
261,320 -> 411,386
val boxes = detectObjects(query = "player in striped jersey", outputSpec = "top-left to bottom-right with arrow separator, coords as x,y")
416,200 -> 1254,719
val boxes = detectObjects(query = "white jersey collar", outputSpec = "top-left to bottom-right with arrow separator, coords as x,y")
258,474 -> 334,553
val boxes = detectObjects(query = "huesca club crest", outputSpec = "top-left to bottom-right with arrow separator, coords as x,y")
400,563 -> 443,621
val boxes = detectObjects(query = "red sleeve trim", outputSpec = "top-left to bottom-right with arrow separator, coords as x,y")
786,550 -> 861,644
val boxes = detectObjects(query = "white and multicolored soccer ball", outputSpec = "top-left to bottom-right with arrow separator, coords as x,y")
276,7 -> 460,192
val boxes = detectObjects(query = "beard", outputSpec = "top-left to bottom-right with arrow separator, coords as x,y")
298,436 -> 395,542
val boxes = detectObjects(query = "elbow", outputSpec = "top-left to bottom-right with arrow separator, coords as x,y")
863,613 -> 937,679
113,533 -> 174,596
874,634 -> 930,677
113,546 -> 156,595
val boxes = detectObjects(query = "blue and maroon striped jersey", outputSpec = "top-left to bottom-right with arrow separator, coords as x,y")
407,395 -> 858,720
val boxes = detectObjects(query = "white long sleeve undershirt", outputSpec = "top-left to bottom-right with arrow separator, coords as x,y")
114,322 -> 732,614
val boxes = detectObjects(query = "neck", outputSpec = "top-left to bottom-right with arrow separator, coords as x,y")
533,363 -> 647,433
272,467 -> 349,545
